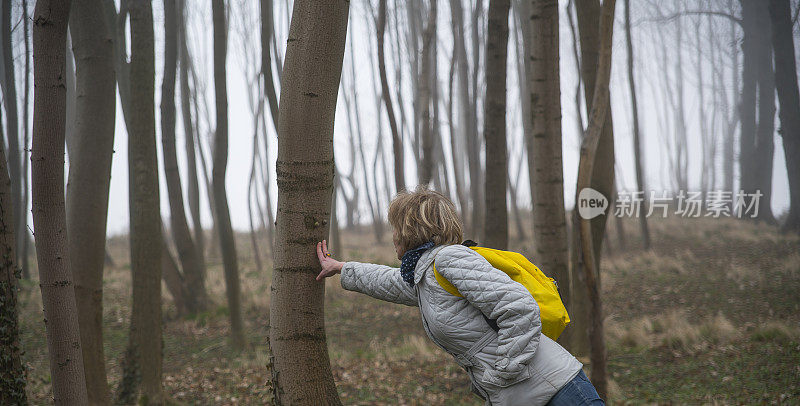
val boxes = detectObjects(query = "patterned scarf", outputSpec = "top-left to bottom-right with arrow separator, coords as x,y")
400,241 -> 435,287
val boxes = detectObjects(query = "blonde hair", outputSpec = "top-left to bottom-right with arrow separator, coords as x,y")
388,185 -> 463,252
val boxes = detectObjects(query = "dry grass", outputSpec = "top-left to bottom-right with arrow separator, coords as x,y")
607,309 -> 740,352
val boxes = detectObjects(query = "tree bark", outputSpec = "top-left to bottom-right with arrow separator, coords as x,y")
66,0 -> 116,402
484,0 -> 510,250
118,0 -> 163,402
0,111 -> 27,406
378,0 -> 406,193
31,0 -> 89,403
528,0 -> 570,323
1,1 -> 23,273
769,0 -> 800,232
574,0 -> 616,398
212,0 -> 246,350
269,0 -> 349,403
162,0 -> 208,314
623,0 -> 650,249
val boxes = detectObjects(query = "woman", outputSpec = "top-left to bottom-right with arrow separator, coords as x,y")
316,187 -> 604,405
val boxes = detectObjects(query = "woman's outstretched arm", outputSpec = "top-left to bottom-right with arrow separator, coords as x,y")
315,240 -> 418,306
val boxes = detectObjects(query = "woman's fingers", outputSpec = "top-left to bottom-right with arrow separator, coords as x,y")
322,239 -> 329,256
316,241 -> 326,263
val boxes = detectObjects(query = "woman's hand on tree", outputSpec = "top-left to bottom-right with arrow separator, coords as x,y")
316,239 -> 344,281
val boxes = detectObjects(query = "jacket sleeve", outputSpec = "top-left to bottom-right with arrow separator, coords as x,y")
435,244 -> 541,382
339,261 -> 418,307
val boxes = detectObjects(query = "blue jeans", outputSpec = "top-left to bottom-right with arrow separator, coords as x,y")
546,370 -> 605,405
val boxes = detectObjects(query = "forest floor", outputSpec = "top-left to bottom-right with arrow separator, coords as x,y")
16,216 -> 800,405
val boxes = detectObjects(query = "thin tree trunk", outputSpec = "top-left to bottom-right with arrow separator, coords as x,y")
484,0 -> 510,250
753,2 -> 776,224
117,0 -> 163,402
624,0 -> 650,249
66,0 -> 116,402
1,2 -> 22,273
574,0 -> 616,398
0,110 -> 27,406
212,0 -> 246,350
528,0 -> 569,318
161,235 -> 190,317
21,0 -> 32,279
450,0 -> 475,234
570,0 -> 616,358
419,0 -> 437,186
31,0 -> 89,402
162,0 -> 208,314
769,0 -> 800,232
269,0 -> 349,403
378,0 -> 406,193
261,0 -> 280,134
177,0 -> 206,272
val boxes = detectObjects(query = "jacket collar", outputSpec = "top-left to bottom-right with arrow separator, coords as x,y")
413,244 -> 448,284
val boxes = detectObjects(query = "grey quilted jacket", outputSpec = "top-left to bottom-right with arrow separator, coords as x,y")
340,243 -> 583,405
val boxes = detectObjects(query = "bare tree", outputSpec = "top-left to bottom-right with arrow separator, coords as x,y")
1,1 -> 22,272
31,0 -> 89,402
484,0 -> 510,249
528,0 -> 570,317
419,0 -> 437,186
66,0 -> 116,402
574,0 -> 617,397
770,0 -> 800,232
161,0 -> 208,314
624,0 -> 650,249
0,110 -> 26,406
378,0 -> 406,193
117,0 -> 163,402
269,0 -> 349,402
212,0 -> 246,350
177,0 -> 207,272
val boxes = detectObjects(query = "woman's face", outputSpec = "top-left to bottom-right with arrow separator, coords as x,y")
393,229 -> 404,260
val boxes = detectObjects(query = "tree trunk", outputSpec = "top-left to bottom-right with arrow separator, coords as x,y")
261,0 -> 280,134
484,0 -> 510,250
623,0 -> 650,249
18,0 -> 31,280
162,0 -> 208,314
378,0 -> 406,193
419,0 -> 437,186
569,0 -> 616,358
177,0 -> 207,272
1,2 -> 23,273
66,0 -> 116,402
212,0 -> 246,350
574,0 -> 616,398
118,0 -> 163,402
528,0 -> 569,322
0,112 -> 27,406
740,0 -> 776,224
31,0 -> 89,402
769,0 -> 800,232
269,0 -> 349,403
161,236 -> 190,317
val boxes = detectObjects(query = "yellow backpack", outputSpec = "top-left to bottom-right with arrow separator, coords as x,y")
433,242 -> 570,340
